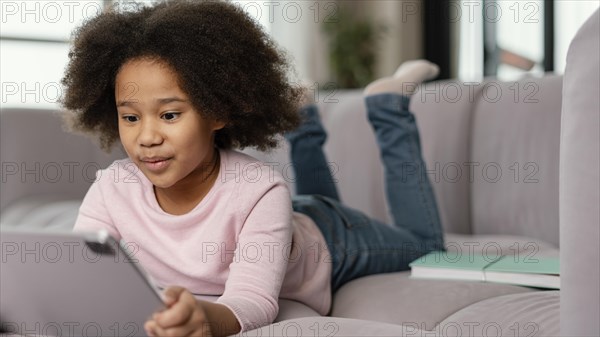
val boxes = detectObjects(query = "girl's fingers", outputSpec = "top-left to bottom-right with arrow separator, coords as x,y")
144,320 -> 157,337
152,311 -> 208,337
155,290 -> 199,328
162,286 -> 186,306
150,324 -> 167,337
154,301 -> 194,328
190,326 -> 213,337
186,312 -> 213,337
159,324 -> 196,337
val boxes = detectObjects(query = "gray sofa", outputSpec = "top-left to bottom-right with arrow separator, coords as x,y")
246,81 -> 564,335
1,9 -> 598,337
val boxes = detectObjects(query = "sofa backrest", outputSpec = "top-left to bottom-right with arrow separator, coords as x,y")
465,76 -> 562,245
378,77 -> 563,246
0,109 -> 124,211
245,87 -> 478,236
247,75 -> 563,247
1,80 -> 563,247
405,82 -> 476,236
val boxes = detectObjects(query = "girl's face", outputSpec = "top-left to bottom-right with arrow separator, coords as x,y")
115,58 -> 224,191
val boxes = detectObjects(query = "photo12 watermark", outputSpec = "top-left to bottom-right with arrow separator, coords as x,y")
235,1 -> 339,24
1,239 -> 140,264
399,320 -> 540,337
401,1 -> 541,24
422,240 -> 544,264
238,320 -> 340,337
1,81 -> 63,105
410,81 -> 540,105
0,159 -> 541,186
414,161 -> 540,184
0,321 -> 142,337
2,1 -> 103,24
0,1 -> 162,24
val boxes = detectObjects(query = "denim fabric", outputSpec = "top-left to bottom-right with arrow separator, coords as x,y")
287,93 -> 444,292
284,105 -> 340,201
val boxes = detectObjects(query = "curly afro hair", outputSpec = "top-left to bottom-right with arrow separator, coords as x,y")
61,0 -> 302,151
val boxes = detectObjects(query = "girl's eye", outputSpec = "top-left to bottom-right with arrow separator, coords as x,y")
161,112 -> 180,121
122,115 -> 139,123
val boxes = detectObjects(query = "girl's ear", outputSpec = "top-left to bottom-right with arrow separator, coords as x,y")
211,119 -> 226,131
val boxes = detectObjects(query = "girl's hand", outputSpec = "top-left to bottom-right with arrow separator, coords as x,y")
145,286 -> 212,337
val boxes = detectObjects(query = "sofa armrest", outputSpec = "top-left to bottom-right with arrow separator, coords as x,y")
559,8 -> 600,337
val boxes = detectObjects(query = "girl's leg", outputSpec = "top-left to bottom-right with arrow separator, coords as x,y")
364,60 -> 444,249
285,104 -> 340,201
294,61 -> 446,291
294,194 -> 433,291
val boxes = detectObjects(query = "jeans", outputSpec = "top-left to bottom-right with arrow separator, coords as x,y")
286,93 -> 444,292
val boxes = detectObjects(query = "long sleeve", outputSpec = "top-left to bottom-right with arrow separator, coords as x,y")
69,151 -> 330,333
73,169 -> 122,241
216,166 -> 293,331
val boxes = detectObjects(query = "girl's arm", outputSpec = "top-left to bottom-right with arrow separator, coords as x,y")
216,173 -> 293,331
72,170 -> 121,240
147,165 -> 294,335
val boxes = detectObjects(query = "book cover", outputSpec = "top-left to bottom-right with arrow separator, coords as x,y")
484,256 -> 560,289
409,251 -> 502,281
410,252 -> 560,289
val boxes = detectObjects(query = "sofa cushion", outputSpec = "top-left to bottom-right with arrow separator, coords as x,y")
436,291 -> 559,337
0,195 -> 81,231
469,75 -> 563,246
274,299 -> 321,322
331,271 -> 535,331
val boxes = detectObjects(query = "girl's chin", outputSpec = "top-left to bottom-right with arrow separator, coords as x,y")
151,181 -> 177,190
145,175 -> 177,190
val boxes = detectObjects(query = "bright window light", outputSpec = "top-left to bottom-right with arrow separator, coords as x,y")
458,0 -> 484,82
554,0 -> 600,73
0,0 -> 103,40
1,1 -> 104,109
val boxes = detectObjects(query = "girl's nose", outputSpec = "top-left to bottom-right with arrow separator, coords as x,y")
138,120 -> 163,147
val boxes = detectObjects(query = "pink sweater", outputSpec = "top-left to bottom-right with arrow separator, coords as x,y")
73,149 -> 332,331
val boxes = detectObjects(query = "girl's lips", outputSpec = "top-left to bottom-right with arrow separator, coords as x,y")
141,158 -> 172,172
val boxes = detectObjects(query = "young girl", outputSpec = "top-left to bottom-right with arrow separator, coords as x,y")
62,1 -> 444,336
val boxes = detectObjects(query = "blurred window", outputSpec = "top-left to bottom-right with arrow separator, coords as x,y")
1,0 -> 104,109
494,0 -> 545,81
458,0 -> 599,81
554,0 -> 600,73
3,1 -> 599,108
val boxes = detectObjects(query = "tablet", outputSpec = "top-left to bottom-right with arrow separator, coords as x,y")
0,229 -> 164,337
